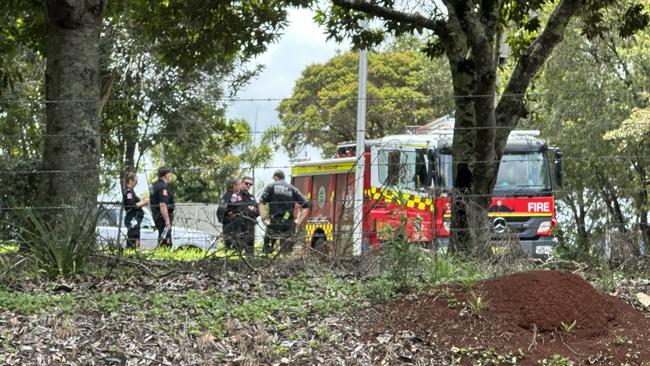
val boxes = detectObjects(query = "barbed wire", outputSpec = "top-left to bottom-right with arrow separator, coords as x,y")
0,185 -> 648,210
2,153 -> 650,176
0,119 -> 648,140
0,89 -> 647,105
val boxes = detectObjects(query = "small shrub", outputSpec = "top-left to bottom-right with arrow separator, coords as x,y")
16,206 -> 97,277
366,276 -> 397,303
379,195 -> 435,292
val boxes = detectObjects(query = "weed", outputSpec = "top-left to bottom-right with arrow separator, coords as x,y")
271,344 -> 289,356
559,320 -> 576,335
0,290 -> 76,315
441,287 -> 461,309
366,276 -> 397,303
460,276 -> 477,290
615,335 -> 626,346
451,346 -> 525,365
316,326 -> 331,339
538,354 -> 574,366
465,290 -> 488,318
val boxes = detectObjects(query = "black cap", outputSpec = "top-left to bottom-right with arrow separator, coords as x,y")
157,166 -> 172,178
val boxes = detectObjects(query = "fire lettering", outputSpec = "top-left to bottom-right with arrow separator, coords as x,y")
528,202 -> 550,212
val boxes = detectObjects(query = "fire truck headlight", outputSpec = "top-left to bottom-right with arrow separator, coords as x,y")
537,220 -> 552,235
443,219 -> 451,232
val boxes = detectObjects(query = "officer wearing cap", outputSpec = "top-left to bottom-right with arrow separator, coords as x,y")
150,167 -> 175,248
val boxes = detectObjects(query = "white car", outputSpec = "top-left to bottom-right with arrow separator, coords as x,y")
96,206 -> 216,251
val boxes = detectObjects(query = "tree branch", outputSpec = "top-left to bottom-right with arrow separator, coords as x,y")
496,0 -> 583,129
330,0 -> 446,34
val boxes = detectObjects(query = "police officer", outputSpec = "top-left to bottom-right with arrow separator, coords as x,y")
217,176 -> 246,252
258,170 -> 310,254
150,167 -> 175,248
239,176 -> 259,255
122,172 -> 149,249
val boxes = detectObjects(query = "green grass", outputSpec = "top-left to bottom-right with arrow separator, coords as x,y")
0,274 -> 368,340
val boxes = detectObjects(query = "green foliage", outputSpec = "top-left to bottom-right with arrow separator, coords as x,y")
380,209 -> 430,292
15,208 -> 97,277
0,289 -> 76,315
0,156 -> 40,240
273,50 -> 452,157
0,0 -> 45,90
151,117 -> 271,202
531,5 -> 650,253
451,346 -> 526,365
538,354 -> 574,366
366,275 -> 397,303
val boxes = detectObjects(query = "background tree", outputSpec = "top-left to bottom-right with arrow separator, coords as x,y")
273,49 -> 453,158
317,0 -> 648,253
1,0 -> 312,213
530,1 -> 650,258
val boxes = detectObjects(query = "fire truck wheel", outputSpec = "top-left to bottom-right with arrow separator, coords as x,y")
312,238 -> 328,256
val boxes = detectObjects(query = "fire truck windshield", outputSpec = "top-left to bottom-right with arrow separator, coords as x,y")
439,151 -> 552,194
494,152 -> 551,193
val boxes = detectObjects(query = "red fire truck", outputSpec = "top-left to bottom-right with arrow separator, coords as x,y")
290,116 -> 563,258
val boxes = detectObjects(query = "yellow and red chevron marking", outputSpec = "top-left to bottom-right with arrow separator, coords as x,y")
305,222 -> 334,241
364,186 -> 434,212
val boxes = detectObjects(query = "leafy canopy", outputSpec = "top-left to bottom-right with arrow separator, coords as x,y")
274,49 -> 453,157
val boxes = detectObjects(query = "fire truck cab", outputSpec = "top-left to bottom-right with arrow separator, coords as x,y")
291,116 -> 563,258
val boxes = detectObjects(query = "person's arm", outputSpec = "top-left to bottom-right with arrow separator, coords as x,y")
258,185 -> 271,224
158,187 -> 171,227
136,197 -> 149,207
292,186 -> 310,225
160,203 -> 171,228
294,204 -> 308,225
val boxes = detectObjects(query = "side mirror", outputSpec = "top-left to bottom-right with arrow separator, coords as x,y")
553,147 -> 563,190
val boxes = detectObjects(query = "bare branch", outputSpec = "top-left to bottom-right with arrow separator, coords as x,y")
330,0 -> 446,34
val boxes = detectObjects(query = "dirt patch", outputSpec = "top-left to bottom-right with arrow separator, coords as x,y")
365,270 -> 650,365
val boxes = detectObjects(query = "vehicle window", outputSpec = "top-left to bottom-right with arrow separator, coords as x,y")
495,152 -> 551,190
377,149 -> 428,192
438,151 -> 551,192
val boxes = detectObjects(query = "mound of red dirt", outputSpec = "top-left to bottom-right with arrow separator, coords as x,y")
365,270 -> 650,365
481,270 -> 616,337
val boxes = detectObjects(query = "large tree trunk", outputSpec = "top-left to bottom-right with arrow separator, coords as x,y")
40,0 -> 105,210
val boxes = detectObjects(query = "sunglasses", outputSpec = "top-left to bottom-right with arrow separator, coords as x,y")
243,182 -> 253,186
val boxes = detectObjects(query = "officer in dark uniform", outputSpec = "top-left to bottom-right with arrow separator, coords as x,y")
239,176 -> 259,255
217,176 -> 246,252
258,170 -> 310,254
122,172 -> 149,249
150,167 -> 175,248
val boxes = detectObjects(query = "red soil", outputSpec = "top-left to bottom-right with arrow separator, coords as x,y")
366,270 -> 650,365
